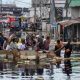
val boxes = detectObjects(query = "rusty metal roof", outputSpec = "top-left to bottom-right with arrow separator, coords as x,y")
58,18 -> 80,27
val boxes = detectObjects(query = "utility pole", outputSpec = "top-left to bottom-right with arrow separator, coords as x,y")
34,3 -> 36,23
33,2 -> 37,32
0,0 -> 2,12
65,0 -> 72,19
50,0 -> 57,40
40,0 -> 42,35
39,0 -> 50,36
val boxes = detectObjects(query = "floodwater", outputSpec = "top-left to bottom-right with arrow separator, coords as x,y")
0,52 -> 80,80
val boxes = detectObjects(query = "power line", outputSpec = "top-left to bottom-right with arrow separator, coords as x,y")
65,0 -> 72,8
65,0 -> 72,18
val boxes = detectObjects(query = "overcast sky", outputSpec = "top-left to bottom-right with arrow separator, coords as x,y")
2,0 -> 32,8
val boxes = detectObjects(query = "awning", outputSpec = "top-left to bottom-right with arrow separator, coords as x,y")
69,0 -> 80,7
58,18 -> 80,27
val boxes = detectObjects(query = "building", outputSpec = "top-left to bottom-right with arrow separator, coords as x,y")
69,0 -> 80,19
32,0 -> 66,20
55,0 -> 67,20
58,0 -> 80,42
0,4 -> 29,16
31,0 -> 67,36
31,0 -> 51,36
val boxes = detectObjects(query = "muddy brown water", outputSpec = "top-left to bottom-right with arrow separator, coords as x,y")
0,53 -> 80,80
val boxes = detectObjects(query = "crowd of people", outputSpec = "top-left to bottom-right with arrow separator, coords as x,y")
0,28 -> 73,61
0,29 -> 73,58
0,31 -> 51,52
0,30 -> 73,77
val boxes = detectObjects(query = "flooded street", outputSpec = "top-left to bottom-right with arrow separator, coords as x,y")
0,0 -> 80,80
0,53 -> 80,80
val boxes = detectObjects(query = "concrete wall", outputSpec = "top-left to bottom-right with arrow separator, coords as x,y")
32,0 -> 66,7
71,7 -> 80,19
32,0 -> 50,7
55,0 -> 66,8
63,8 -> 71,18
32,0 -> 66,19
29,7 -> 50,19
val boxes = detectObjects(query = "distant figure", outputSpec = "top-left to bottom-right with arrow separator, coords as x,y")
54,40 -> 63,68
64,40 -> 72,58
9,32 -> 16,42
36,35 -> 44,51
0,32 -> 4,50
3,37 -> 8,50
9,38 -> 18,50
18,39 -> 26,50
54,40 -> 62,57
44,36 -> 50,50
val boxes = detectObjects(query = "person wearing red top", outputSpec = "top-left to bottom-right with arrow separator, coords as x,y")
44,36 -> 51,50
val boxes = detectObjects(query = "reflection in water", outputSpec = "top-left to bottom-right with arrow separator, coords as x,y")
0,53 -> 80,80
0,60 -> 73,80
37,68 -> 43,75
56,61 -> 61,68
50,63 -> 54,76
63,60 -> 72,78
0,62 -> 3,71
22,68 -> 43,76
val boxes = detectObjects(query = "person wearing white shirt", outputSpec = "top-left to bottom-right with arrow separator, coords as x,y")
17,39 -> 26,50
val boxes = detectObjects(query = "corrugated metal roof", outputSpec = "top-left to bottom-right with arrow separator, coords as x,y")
58,18 -> 80,27
69,0 -> 80,7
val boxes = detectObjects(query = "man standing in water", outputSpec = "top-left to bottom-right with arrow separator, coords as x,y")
63,40 -> 72,78
54,40 -> 62,57
54,40 -> 63,68
64,40 -> 72,58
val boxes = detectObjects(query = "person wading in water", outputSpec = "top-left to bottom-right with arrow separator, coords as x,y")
64,40 -> 72,58
54,40 -> 63,68
54,40 -> 62,57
